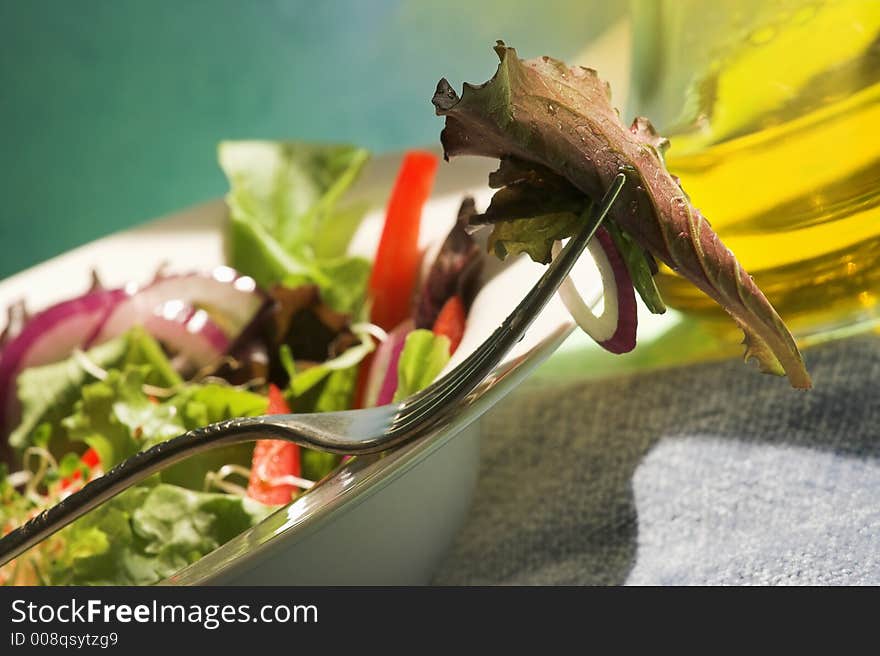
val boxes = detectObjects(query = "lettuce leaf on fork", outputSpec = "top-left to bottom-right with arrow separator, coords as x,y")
432,42 -> 811,388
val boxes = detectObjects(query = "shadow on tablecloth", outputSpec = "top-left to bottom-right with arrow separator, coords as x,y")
431,334 -> 880,585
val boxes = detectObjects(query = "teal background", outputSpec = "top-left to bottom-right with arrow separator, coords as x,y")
0,0 -> 622,278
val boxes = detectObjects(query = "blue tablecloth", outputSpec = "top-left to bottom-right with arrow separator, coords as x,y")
433,335 -> 880,585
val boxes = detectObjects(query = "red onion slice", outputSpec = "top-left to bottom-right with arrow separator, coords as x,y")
552,226 -> 637,354
0,266 -> 266,436
0,288 -> 126,433
143,301 -> 230,370
362,320 -> 413,408
92,267 -> 264,346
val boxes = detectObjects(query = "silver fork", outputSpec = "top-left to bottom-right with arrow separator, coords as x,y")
0,173 -> 625,567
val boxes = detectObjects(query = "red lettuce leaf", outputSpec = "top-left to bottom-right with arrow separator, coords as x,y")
432,42 -> 810,388
414,198 -> 483,329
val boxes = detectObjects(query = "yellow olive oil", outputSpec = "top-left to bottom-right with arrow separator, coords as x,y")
650,1 -> 880,336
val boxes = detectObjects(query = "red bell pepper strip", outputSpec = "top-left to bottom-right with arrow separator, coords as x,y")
355,151 -> 439,408
80,447 -> 100,469
246,384 -> 302,505
59,447 -> 101,491
432,295 -> 466,355
367,150 -> 439,331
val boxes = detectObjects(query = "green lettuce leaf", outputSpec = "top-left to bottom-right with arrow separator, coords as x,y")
173,384 -> 269,430
488,212 -> 582,264
47,483 -> 273,586
393,330 -> 451,402
287,325 -> 375,399
62,366 -> 161,469
0,464 -> 34,568
289,364 -> 359,482
225,210 -> 323,291
10,338 -> 127,454
476,158 -> 590,265
432,42 -> 810,388
218,141 -> 369,254
120,326 -> 184,388
46,485 -> 149,586
10,328 -> 182,454
161,384 -> 268,489
308,366 -> 359,414
219,141 -> 371,315
62,371 -> 269,489
306,256 -> 371,320
605,221 -> 667,315
2,374 -> 275,584
284,328 -> 375,482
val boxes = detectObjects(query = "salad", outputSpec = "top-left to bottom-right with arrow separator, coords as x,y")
0,144 -> 484,585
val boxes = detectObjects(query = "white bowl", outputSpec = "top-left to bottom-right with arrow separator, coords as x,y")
0,150 -> 586,585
